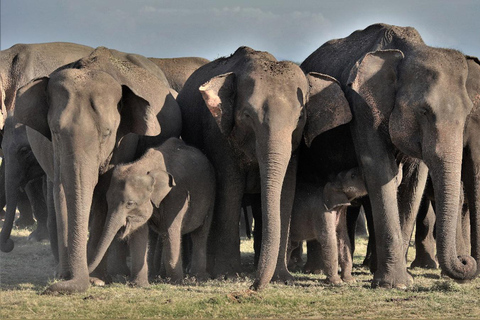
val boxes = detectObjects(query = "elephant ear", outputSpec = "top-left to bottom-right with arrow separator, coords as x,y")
14,77 -> 51,140
304,72 -> 352,147
465,55 -> 480,112
347,50 -> 404,129
323,182 -> 351,211
0,76 -> 6,130
149,170 -> 176,208
199,72 -> 236,136
119,84 -> 161,136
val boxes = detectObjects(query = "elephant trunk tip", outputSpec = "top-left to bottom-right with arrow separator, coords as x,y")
442,255 -> 477,281
0,238 -> 14,253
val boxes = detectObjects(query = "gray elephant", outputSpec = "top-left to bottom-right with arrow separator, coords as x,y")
0,42 -> 94,252
177,46 -> 352,290
1,114 -> 48,242
301,23 -> 479,288
88,138 -> 215,285
148,57 -> 210,93
14,47 -> 182,293
289,167 -> 367,284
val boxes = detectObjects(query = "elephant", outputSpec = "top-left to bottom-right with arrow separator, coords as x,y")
0,113 -> 49,246
148,57 -> 210,93
288,167 -> 368,284
14,46 -> 182,293
301,23 -> 479,288
177,46 -> 352,290
88,138 -> 215,285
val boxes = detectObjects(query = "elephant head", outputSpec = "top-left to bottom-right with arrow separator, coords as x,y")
88,160 -> 175,273
323,167 -> 368,211
12,47 -> 177,293
194,48 -> 352,290
348,47 -> 477,280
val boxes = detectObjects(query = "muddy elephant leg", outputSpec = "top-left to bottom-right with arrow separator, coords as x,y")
398,160 -> 429,261
272,156 -> 297,283
209,168 -> 244,278
304,240 -> 323,274
337,207 -> 355,283
25,176 -> 49,242
411,198 -> 438,269
128,224 -> 149,287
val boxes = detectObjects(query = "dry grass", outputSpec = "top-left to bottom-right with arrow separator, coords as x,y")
1,223 -> 480,319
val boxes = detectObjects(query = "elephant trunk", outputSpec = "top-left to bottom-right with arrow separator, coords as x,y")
0,157 -> 23,252
426,140 -> 477,280
251,137 -> 292,290
88,211 -> 124,273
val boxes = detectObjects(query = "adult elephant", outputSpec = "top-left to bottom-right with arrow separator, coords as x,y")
177,46 -> 352,290
301,23 -> 478,287
148,57 -> 210,93
14,47 -> 182,293
0,42 -> 94,253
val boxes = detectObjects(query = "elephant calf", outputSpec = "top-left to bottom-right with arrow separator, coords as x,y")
88,138 -> 215,285
288,167 -> 367,284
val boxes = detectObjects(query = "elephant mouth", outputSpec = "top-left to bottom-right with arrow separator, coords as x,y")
117,225 -> 128,240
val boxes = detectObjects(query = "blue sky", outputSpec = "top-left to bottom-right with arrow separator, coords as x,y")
1,1 -> 479,62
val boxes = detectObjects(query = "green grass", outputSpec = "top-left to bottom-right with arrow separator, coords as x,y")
2,224 -> 480,319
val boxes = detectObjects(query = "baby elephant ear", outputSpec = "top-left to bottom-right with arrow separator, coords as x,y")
199,72 -> 236,136
323,182 -> 351,211
149,170 -> 176,208
304,72 -> 352,147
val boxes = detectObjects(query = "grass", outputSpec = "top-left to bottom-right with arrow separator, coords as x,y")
2,223 -> 480,319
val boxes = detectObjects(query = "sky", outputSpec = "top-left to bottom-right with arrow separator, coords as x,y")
1,0 -> 479,63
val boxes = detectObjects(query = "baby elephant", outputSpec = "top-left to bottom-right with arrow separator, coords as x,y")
88,138 -> 215,285
289,167 -> 367,285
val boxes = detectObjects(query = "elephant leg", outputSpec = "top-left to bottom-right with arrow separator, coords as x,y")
287,241 -> 303,272
304,240 -> 324,274
128,224 -> 149,287
182,234 -> 193,274
346,205 -> 361,255
155,235 -> 166,278
398,159 -> 429,261
107,240 -> 130,277
162,225 -> 184,283
352,122 -> 410,288
25,177 -> 49,242
361,199 -> 376,273
337,207 -> 355,283
250,193 -> 262,268
147,227 -> 159,279
462,150 -> 480,274
15,190 -> 34,228
209,168 -> 244,278
411,198 -> 438,269
316,210 -> 341,285
272,156 -> 297,283
46,178 -> 59,263
188,202 -> 213,281
0,160 -> 6,219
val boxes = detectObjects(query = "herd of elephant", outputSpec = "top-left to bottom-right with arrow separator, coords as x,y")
0,23 -> 479,294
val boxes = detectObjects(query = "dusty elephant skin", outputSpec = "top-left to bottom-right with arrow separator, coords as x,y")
13,47 -> 182,293
177,46 -> 352,290
301,23 -> 479,287
0,42 -> 94,253
88,138 -> 215,285
289,167 -> 367,285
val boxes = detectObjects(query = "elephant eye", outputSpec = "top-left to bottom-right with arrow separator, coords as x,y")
126,200 -> 136,209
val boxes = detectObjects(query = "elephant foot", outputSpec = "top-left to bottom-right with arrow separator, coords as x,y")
15,216 -> 35,228
371,268 -> 413,289
325,275 -> 343,286
130,276 -> 150,287
272,269 -> 295,285
303,265 -> 323,275
43,278 -> 90,294
28,226 -> 49,242
89,277 -> 105,287
341,274 -> 356,283
190,271 -> 210,282
411,256 -> 438,269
